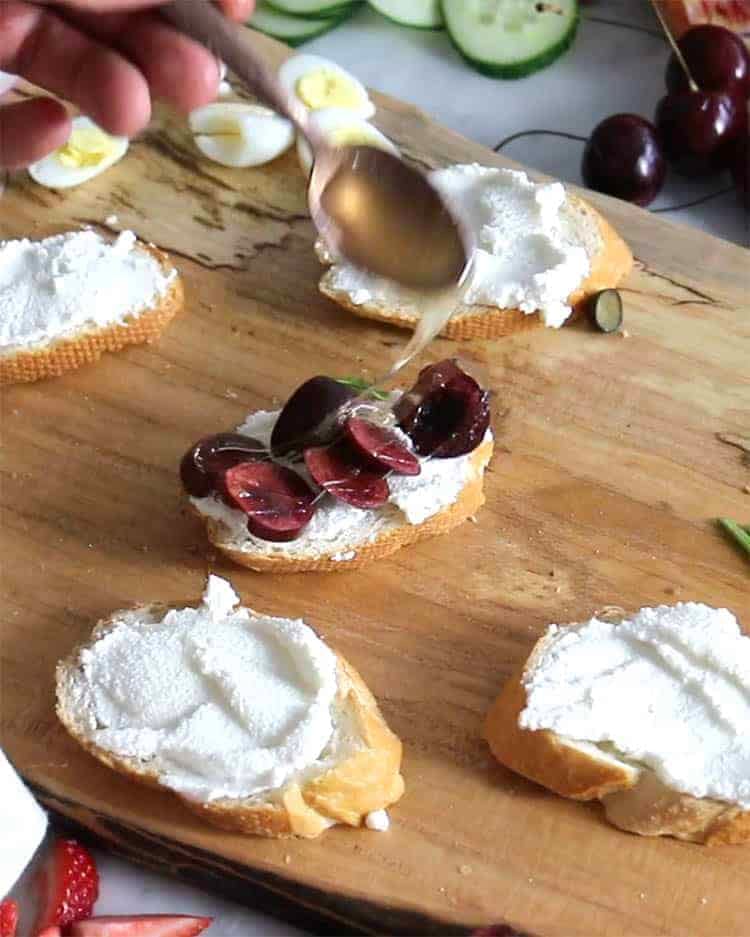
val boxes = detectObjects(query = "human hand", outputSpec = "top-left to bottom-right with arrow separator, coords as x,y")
0,0 -> 255,169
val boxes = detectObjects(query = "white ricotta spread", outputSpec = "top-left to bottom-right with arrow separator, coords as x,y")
520,603 -> 750,808
325,165 -> 599,328
0,229 -> 176,354
0,747 -> 48,897
192,408 -> 489,556
66,576 -> 340,802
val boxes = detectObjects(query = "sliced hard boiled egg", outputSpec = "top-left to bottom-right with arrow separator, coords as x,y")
297,108 -> 399,177
189,103 -> 294,168
28,116 -> 128,189
279,54 -> 374,119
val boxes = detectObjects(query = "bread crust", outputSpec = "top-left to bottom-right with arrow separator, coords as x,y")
319,195 -> 633,341
56,609 -> 405,839
195,437 -> 493,573
0,245 -> 182,385
484,628 -> 750,845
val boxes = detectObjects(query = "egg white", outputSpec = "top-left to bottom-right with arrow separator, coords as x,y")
296,108 -> 398,176
278,54 -> 375,119
28,116 -> 128,190
190,103 -> 294,168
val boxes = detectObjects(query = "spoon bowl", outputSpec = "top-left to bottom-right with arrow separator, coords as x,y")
309,144 -> 471,290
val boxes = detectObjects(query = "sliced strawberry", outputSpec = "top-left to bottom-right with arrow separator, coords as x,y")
0,899 -> 18,937
35,928 -> 62,937
304,442 -> 389,509
395,359 -> 490,458
223,461 -> 316,541
69,915 -> 212,937
33,839 -> 99,933
345,417 -> 421,476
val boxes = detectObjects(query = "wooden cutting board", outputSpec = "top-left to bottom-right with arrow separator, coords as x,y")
2,34 -> 749,937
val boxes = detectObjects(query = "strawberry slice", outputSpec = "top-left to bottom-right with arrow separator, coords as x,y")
304,442 -> 389,508
36,928 -> 62,937
345,417 -> 421,476
223,461 -> 316,541
33,839 -> 99,933
69,915 -> 212,937
0,899 -> 18,937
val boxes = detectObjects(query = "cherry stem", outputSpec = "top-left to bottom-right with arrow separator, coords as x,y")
650,0 -> 699,92
493,129 -> 587,152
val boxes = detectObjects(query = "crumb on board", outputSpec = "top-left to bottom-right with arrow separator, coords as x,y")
284,854 -> 291,865
700,897 -> 708,905
744,485 -> 750,495
459,865 -> 472,876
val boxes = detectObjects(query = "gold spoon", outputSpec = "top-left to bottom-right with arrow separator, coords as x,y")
163,0 -> 472,327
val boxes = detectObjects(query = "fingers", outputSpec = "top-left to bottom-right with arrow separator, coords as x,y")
66,10 -> 221,114
217,0 -> 255,21
50,0 -> 254,19
0,96 -> 70,168
1,2 -> 151,136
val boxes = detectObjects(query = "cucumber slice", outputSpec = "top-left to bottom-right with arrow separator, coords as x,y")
442,0 -> 579,79
266,0 -> 358,16
249,2 -> 353,45
367,0 -> 443,29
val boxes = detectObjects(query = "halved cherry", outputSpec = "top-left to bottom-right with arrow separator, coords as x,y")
345,417 -> 420,476
304,442 -> 389,509
180,433 -> 267,497
395,359 -> 490,458
223,462 -> 316,542
271,377 -> 357,457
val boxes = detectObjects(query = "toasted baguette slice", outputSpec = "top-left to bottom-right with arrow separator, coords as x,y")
193,436 -> 493,574
56,601 -> 404,839
485,621 -> 750,845
0,242 -> 182,385
319,193 -> 633,341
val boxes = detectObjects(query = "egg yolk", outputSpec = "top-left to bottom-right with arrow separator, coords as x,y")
329,127 -> 384,149
56,127 -> 115,168
296,69 -> 360,110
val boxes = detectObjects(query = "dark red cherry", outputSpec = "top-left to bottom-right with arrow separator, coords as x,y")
304,442 -> 389,509
271,377 -> 356,457
655,87 -> 748,177
180,433 -> 267,497
395,359 -> 490,458
582,114 -> 666,207
345,417 -> 421,476
666,25 -> 750,98
730,135 -> 750,210
223,462 -> 316,542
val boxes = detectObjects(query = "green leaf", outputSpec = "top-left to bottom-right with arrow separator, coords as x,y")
717,518 -> 750,563
337,376 -> 389,400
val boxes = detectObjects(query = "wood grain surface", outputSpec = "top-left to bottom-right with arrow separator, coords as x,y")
1,33 -> 749,937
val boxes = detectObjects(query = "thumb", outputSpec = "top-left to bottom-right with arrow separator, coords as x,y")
0,97 -> 70,170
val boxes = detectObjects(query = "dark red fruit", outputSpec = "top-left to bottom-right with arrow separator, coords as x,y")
271,377 -> 356,456
730,134 -> 750,209
666,25 -> 750,98
395,359 -> 490,458
34,839 -> 99,933
223,462 -> 316,541
582,114 -> 666,206
345,417 -> 420,476
304,442 -> 389,509
655,87 -> 748,176
180,433 -> 266,497
0,900 -> 18,937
